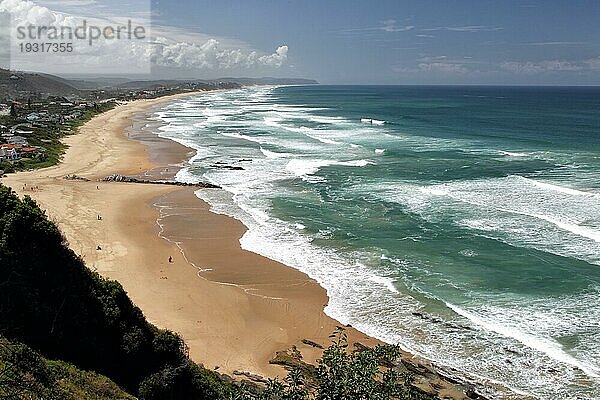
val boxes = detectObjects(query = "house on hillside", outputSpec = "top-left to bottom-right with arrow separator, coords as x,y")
0,146 -> 19,162
2,134 -> 29,146
0,144 -> 37,158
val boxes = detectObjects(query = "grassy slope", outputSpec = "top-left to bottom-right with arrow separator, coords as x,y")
0,336 -> 136,400
0,185 -> 238,399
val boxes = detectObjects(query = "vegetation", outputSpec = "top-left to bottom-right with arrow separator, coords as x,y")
0,336 -> 135,400
0,185 -> 437,400
0,100 -> 116,172
254,328 -> 433,400
0,184 -> 237,399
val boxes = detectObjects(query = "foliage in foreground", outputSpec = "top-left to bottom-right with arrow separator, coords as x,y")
254,328 -> 434,400
0,184 -> 236,399
0,184 -> 437,400
0,336 -> 135,400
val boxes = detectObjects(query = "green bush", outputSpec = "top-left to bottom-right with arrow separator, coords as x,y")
0,336 -> 136,400
0,184 -> 237,399
258,328 -> 434,400
0,184 -> 437,400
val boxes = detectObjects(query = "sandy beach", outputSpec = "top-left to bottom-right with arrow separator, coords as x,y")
0,91 -> 473,399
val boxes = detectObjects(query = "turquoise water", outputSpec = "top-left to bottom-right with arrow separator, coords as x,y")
153,85 -> 600,399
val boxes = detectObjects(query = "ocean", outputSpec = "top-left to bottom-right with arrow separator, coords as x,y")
152,85 -> 600,399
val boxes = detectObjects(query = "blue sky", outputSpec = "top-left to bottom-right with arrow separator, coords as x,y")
150,0 -> 600,84
3,0 -> 600,83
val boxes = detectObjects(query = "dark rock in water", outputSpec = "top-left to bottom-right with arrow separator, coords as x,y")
64,174 -> 91,182
210,164 -> 245,170
101,174 -> 220,188
465,387 -> 485,399
412,312 -> 430,320
301,339 -> 323,349
459,324 -> 475,331
503,347 -> 520,355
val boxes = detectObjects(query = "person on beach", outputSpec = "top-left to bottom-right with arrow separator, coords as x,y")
168,256 -> 173,263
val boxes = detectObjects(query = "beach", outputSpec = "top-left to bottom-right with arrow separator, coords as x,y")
0,92 -> 379,374
0,90 -> 481,399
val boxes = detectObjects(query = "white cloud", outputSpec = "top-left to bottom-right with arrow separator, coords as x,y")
520,41 -> 586,46
501,60 -> 584,73
151,37 -> 288,70
0,0 -> 290,75
336,19 -> 413,34
418,62 -> 467,73
381,20 -> 414,32
586,57 -> 600,70
417,55 -> 447,62
423,25 -> 503,32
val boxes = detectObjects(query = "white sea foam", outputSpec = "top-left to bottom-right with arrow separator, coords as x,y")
260,147 -> 291,158
388,175 -> 600,265
285,159 -> 373,178
219,131 -> 268,144
153,85 -> 600,400
360,118 -> 385,125
309,115 -> 349,124
498,150 -> 529,157
519,176 -> 598,197
445,302 -> 599,378
369,274 -> 400,294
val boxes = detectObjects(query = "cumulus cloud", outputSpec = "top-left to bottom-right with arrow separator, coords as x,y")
151,37 -> 288,70
0,0 -> 289,75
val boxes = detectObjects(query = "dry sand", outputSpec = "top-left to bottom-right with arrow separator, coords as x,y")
1,92 -> 474,399
0,92 -> 379,377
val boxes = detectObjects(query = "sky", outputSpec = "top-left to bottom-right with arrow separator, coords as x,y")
2,0 -> 600,84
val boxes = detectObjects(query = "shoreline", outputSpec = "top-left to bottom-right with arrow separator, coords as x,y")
1,90 -> 483,399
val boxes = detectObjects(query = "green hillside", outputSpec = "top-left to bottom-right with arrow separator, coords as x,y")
0,184 -> 237,399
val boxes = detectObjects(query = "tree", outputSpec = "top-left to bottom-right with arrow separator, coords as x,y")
256,328 -> 433,400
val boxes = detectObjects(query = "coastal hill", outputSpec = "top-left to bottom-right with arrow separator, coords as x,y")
0,68 -> 318,100
0,68 -> 80,99
67,76 -> 319,90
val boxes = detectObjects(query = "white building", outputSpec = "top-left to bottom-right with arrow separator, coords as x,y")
6,135 -> 29,146
0,146 -> 19,162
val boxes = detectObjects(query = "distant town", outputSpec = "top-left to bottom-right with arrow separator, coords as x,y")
0,68 -> 317,175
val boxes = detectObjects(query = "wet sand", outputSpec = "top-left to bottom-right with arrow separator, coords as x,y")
0,91 -> 476,399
